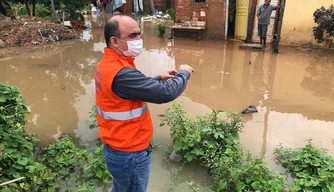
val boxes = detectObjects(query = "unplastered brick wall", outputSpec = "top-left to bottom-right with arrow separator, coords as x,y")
171,0 -> 176,9
154,0 -> 166,11
153,0 -> 176,11
175,0 -> 226,39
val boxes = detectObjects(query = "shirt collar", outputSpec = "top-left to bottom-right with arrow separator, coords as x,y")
104,47 -> 135,63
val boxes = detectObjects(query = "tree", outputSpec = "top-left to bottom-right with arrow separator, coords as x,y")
23,0 -> 30,15
50,0 -> 55,21
149,0 -> 155,14
32,0 -> 35,16
0,0 -> 11,15
313,5 -> 334,48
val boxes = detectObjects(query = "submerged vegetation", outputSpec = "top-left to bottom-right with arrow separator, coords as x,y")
161,102 -> 334,192
0,83 -> 111,192
1,82 -> 333,192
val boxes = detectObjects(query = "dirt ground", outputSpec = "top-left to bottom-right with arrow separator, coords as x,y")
0,16 -> 86,47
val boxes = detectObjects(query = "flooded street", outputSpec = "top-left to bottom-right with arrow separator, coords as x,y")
1,15 -> 334,191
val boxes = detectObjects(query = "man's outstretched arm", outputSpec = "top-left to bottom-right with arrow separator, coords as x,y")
112,67 -> 192,104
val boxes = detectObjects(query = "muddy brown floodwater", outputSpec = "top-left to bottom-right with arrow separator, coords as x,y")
1,15 -> 334,191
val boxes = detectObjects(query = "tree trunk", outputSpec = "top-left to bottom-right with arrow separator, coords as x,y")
32,0 -> 36,16
51,0 -> 56,22
24,0 -> 31,16
149,0 -> 155,14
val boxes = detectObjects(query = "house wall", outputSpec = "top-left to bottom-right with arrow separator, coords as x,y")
171,0 -> 176,9
175,0 -> 226,40
280,0 -> 333,46
142,0 -> 176,12
154,0 -> 167,11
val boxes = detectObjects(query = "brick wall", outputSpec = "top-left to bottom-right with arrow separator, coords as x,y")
153,0 -> 176,11
154,0 -> 166,11
175,0 -> 226,39
171,0 -> 176,9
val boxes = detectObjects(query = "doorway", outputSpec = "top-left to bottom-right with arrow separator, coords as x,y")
227,0 -> 236,38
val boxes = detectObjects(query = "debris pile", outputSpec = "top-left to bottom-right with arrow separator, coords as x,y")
69,19 -> 87,30
142,12 -> 172,22
0,16 -> 82,47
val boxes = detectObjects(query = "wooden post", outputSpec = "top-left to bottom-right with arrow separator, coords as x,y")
273,0 -> 285,53
62,11 -> 65,24
246,0 -> 257,43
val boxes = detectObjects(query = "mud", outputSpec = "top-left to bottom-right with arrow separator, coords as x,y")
0,15 -> 334,191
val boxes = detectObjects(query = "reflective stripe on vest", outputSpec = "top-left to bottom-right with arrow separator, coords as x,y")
96,103 -> 148,120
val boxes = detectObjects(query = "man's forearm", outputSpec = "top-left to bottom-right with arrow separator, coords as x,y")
152,75 -> 162,81
112,68 -> 191,104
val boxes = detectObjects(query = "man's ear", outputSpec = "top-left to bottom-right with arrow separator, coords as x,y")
110,37 -> 119,48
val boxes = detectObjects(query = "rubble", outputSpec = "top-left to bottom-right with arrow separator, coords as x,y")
0,16 -> 84,47
142,13 -> 172,23
0,40 -> 5,48
69,19 -> 87,30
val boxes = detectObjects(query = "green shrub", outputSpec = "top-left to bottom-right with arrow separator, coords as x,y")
161,102 -> 334,192
0,83 -> 111,191
313,5 -> 334,48
166,8 -> 175,20
0,83 -> 57,191
274,143 -> 334,191
13,3 -> 51,17
156,21 -> 169,37
36,4 -> 51,17
160,102 -> 285,191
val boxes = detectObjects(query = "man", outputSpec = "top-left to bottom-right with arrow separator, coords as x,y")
94,15 -> 194,192
256,0 -> 280,47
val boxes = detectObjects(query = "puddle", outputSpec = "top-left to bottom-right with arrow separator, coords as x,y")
1,15 -> 334,191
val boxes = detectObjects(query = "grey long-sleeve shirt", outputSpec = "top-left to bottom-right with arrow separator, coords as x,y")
257,4 -> 275,25
111,68 -> 191,104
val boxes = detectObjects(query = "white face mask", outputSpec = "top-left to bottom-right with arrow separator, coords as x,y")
117,38 -> 143,57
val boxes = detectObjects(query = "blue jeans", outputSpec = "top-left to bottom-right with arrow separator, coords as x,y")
103,144 -> 152,192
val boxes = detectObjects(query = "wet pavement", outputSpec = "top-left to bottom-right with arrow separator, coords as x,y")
0,15 -> 334,191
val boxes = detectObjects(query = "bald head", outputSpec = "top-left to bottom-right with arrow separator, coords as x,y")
104,15 -> 141,48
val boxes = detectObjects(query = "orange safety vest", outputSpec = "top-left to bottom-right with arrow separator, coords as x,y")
95,48 -> 153,152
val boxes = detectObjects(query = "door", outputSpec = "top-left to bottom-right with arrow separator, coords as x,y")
252,0 -> 279,42
234,0 -> 249,40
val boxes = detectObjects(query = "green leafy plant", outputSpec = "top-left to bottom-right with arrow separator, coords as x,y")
0,83 -> 58,191
313,5 -> 334,48
89,104 -> 98,129
0,83 -> 111,191
39,135 -> 87,178
10,3 -> 50,18
274,143 -> 334,191
156,21 -> 169,37
161,102 -> 334,192
79,146 -> 112,191
160,102 -> 286,191
166,8 -> 175,20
